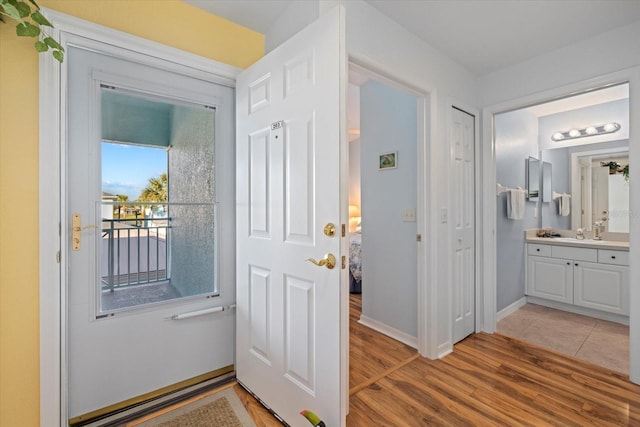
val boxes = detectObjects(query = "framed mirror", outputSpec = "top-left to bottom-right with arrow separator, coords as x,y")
527,156 -> 540,201
542,161 -> 552,203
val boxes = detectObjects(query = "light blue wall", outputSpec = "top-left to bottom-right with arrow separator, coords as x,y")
495,109 -> 539,311
538,99 -> 629,151
360,80 -> 417,337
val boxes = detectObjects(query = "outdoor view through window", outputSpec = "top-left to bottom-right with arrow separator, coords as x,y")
100,89 -> 217,313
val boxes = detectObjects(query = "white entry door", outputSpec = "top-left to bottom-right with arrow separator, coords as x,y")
236,7 -> 345,427
67,46 -> 236,422
451,107 -> 476,343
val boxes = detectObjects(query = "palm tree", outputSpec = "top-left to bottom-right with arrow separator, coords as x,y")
138,173 -> 168,203
114,194 -> 128,218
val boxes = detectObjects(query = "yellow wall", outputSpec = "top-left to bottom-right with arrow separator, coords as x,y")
0,2 -> 263,425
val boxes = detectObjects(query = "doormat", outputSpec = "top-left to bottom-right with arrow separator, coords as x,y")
134,388 -> 257,427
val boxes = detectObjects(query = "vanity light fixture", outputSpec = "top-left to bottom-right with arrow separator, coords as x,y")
551,122 -> 621,141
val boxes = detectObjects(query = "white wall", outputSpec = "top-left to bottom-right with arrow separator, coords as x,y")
479,18 -> 640,382
360,80 -> 417,337
479,20 -> 640,107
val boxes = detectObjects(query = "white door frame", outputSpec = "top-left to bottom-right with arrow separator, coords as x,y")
348,56 -> 437,357
39,9 -> 240,425
481,67 -> 640,383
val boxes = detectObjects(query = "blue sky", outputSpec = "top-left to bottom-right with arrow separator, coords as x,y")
102,142 -> 167,200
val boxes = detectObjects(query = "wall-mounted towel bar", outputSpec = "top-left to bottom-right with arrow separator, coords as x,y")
496,183 -> 524,196
552,191 -> 571,200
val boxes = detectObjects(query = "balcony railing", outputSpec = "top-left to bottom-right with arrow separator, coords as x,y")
101,216 -> 171,292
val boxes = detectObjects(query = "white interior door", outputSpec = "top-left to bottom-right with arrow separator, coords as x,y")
236,7 -> 345,427
452,107 -> 476,343
67,46 -> 236,421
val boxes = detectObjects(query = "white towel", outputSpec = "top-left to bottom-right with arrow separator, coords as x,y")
558,195 -> 570,216
507,189 -> 526,220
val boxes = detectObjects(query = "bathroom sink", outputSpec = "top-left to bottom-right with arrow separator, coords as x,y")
551,237 -> 604,244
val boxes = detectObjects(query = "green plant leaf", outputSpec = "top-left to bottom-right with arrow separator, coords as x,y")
31,10 -> 51,26
44,36 -> 63,50
16,21 -> 40,37
34,39 -> 48,52
52,49 -> 64,63
0,2 -> 23,21
27,0 -> 39,10
14,1 -> 31,18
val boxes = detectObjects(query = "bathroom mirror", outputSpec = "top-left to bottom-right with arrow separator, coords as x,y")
527,156 -> 540,201
542,162 -> 552,203
541,145 -> 629,232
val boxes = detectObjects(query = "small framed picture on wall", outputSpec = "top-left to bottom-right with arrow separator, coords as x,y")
378,151 -> 397,170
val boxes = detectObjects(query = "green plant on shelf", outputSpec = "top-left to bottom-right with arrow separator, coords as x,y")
601,161 -> 621,174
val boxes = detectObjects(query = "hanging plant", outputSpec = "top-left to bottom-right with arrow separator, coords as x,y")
622,164 -> 629,182
0,0 -> 64,62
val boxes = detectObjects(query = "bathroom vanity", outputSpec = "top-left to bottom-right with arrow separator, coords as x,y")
525,234 -> 629,318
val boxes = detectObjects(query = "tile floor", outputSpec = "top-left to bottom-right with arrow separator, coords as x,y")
497,303 -> 629,374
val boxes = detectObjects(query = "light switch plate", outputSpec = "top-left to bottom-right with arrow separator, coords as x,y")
403,208 -> 416,222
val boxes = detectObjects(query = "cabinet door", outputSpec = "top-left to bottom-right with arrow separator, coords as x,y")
574,261 -> 629,315
527,256 -> 573,303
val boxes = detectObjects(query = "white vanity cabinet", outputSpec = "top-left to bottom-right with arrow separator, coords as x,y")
526,243 -> 629,315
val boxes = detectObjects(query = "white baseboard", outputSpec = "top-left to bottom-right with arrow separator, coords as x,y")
358,315 -> 418,349
496,297 -> 527,321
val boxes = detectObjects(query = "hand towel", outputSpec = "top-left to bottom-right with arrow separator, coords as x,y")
507,189 -> 526,220
558,194 -> 570,216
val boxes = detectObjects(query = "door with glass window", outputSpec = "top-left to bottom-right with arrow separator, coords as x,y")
66,46 -> 235,423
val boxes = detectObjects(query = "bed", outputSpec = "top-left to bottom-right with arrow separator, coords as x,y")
349,231 -> 362,293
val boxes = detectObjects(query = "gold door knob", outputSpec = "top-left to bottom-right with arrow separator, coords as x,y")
306,253 -> 336,270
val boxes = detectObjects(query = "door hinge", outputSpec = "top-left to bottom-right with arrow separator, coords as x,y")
342,255 -> 346,269
341,224 -> 346,237
56,251 -> 61,263
417,234 -> 422,242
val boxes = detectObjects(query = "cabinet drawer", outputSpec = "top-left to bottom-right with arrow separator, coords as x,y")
598,249 -> 629,266
528,244 -> 551,257
551,245 -> 597,262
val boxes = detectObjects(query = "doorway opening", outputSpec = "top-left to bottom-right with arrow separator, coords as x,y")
493,82 -> 631,374
346,63 -> 425,393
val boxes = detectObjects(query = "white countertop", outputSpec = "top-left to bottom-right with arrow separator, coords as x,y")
526,236 -> 629,250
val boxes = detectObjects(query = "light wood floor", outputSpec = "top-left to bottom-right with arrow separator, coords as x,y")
141,294 -> 640,425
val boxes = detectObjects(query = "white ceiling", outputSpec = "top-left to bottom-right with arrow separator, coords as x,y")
184,0 -> 640,76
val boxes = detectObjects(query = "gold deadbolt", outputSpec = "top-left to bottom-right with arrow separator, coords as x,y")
323,223 -> 336,237
306,253 -> 337,270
